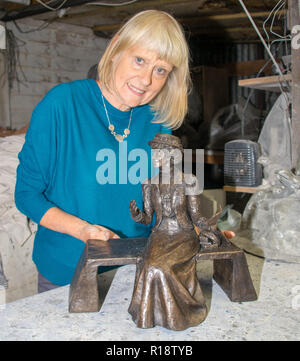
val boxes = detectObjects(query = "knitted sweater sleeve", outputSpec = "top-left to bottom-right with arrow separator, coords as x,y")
14,87 -> 61,224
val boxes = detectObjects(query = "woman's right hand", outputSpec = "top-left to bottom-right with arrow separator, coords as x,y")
79,224 -> 120,243
39,207 -> 119,243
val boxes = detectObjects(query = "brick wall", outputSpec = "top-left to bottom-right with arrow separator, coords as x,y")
6,18 -> 109,129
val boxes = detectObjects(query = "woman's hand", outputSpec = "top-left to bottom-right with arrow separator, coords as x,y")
79,224 -> 120,243
40,207 -> 119,243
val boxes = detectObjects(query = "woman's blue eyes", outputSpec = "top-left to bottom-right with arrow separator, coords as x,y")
135,57 -> 144,64
156,67 -> 166,75
135,57 -> 167,76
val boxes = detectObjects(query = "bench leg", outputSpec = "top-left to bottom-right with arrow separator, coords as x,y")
69,250 -> 100,313
213,251 -> 257,302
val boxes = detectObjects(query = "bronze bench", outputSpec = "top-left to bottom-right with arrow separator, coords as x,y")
69,237 -> 257,313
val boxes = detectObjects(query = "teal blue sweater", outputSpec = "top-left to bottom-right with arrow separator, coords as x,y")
15,79 -> 171,286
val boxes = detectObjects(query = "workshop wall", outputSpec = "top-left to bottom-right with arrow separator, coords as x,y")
5,18 -> 109,130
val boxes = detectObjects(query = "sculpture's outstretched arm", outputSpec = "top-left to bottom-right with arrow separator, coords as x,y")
129,183 -> 153,225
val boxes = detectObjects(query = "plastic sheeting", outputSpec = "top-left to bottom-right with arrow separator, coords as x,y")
0,134 -> 38,301
203,97 -> 262,150
0,135 -> 37,246
0,51 -> 11,128
234,92 -> 300,262
0,252 -> 8,288
258,92 -> 292,186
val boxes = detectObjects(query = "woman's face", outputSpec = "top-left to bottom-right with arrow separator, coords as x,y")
110,45 -> 173,111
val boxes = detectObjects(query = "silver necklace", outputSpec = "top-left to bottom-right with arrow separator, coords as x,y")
101,93 -> 132,142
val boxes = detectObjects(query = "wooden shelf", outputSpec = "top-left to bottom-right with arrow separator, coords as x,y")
238,73 -> 292,92
223,185 -> 263,193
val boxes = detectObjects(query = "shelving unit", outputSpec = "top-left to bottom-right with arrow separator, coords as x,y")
223,185 -> 264,194
223,73 -> 292,193
238,73 -> 292,92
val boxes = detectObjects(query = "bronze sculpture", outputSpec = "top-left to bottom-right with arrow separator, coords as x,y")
68,133 -> 257,329
128,133 -> 220,330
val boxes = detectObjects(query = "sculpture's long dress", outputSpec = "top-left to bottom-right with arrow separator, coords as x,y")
128,189 -> 207,331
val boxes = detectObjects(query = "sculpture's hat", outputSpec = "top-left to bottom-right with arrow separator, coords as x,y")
148,133 -> 184,151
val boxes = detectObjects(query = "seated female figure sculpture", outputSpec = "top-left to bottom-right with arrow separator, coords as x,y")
128,133 -> 219,331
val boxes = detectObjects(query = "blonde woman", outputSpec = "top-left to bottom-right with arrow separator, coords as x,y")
15,10 -> 192,292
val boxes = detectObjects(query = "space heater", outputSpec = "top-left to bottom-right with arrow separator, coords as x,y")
224,140 -> 262,187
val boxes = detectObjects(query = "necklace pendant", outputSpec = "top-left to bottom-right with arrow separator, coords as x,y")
101,93 -> 132,143
115,134 -> 124,142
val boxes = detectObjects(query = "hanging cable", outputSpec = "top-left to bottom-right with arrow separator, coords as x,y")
12,19 -> 54,33
5,29 -> 27,89
238,0 -> 291,154
35,0 -> 69,11
240,58 -> 272,136
85,0 -> 139,6
270,1 -> 289,40
263,0 -> 286,46
238,0 -> 284,77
